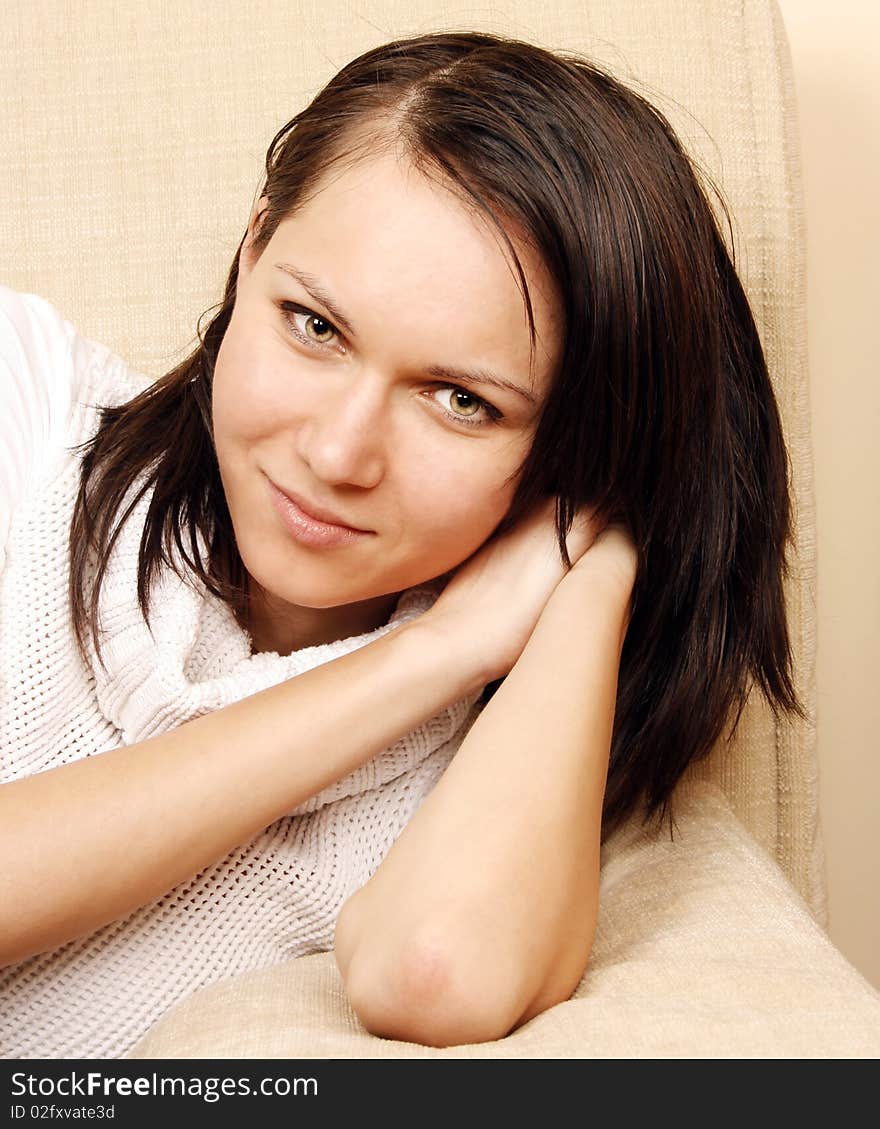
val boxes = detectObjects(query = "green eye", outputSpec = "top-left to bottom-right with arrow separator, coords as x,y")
304,313 -> 335,344
280,302 -> 342,349
432,386 -> 501,430
448,390 -> 481,417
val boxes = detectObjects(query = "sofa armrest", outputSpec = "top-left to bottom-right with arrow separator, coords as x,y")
129,781 -> 880,1058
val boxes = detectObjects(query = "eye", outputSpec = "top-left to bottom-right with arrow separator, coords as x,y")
280,303 -> 343,350
431,386 -> 502,429
438,388 -> 481,418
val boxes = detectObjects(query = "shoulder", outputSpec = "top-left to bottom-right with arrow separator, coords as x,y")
0,286 -> 151,570
0,285 -> 151,420
0,285 -> 78,414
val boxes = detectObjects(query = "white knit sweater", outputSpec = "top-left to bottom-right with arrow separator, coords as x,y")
0,286 -> 485,1059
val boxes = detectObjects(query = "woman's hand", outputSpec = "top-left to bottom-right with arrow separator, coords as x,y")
562,520 -> 639,644
424,497 -> 606,683
340,508 -> 638,1048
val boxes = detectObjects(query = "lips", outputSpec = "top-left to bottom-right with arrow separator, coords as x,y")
269,480 -> 370,533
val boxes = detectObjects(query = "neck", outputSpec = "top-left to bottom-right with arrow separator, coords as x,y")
241,584 -> 401,656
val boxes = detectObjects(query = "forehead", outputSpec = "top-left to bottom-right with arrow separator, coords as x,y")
266,147 -> 563,384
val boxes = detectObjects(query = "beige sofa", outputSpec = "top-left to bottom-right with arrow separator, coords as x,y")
3,0 -> 878,1057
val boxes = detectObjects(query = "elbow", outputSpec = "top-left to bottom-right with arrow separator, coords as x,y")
334,894 -> 594,1048
339,928 -> 521,1048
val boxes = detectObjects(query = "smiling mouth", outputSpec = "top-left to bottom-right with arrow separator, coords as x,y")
274,483 -> 368,531
267,478 -> 373,547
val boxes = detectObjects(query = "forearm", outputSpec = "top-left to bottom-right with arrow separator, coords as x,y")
0,615 -> 484,967
337,568 -> 629,1046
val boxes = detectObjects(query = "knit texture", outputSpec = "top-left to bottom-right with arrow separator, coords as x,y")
0,287 -> 484,1058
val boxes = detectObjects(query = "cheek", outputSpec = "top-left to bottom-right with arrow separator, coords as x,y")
212,323 -> 294,448
399,457 -> 519,558
212,325 -> 248,445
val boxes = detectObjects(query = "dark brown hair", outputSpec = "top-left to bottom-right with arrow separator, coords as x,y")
69,31 -> 806,840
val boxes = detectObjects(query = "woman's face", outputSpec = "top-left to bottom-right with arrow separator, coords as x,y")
212,147 -> 562,653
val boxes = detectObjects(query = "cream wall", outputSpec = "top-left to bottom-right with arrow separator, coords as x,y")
776,0 -> 880,990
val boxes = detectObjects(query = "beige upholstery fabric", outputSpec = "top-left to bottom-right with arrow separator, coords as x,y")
130,782 -> 880,1059
2,0 -> 861,1058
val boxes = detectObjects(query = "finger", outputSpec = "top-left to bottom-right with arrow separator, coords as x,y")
577,521 -> 639,594
564,505 -> 604,564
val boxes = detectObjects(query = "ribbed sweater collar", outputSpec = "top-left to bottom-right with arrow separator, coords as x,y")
88,485 -> 452,754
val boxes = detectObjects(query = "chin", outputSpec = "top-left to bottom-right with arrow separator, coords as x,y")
257,572 -> 394,611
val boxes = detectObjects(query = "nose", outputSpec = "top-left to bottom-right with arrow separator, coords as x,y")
295,368 -> 387,489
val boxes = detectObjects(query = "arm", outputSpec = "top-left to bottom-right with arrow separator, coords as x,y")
0,615 -> 487,968
335,526 -> 636,1047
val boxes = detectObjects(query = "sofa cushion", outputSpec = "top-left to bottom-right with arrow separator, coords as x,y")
129,781 -> 880,1058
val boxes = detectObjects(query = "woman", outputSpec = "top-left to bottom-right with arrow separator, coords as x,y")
0,31 -> 803,1057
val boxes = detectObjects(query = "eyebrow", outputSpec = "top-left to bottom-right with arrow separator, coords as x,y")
273,261 -> 539,406
274,262 -> 358,339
